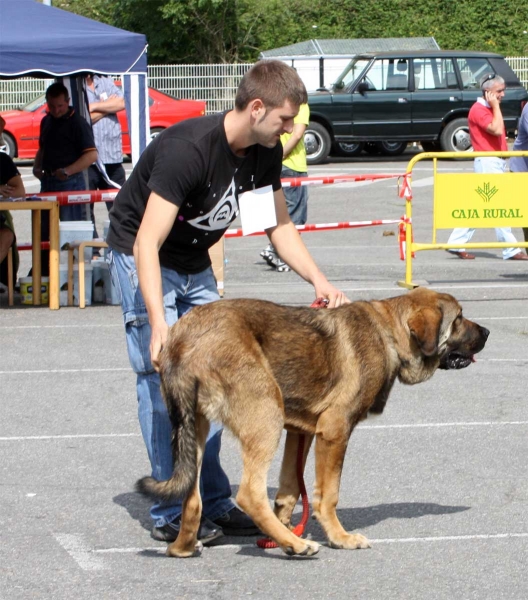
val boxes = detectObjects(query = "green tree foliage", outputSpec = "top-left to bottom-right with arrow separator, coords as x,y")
52,0 -> 528,63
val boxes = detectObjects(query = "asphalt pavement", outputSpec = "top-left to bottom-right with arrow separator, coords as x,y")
1,149 -> 528,599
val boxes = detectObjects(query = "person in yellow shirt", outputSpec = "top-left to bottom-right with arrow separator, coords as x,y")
261,103 -> 310,271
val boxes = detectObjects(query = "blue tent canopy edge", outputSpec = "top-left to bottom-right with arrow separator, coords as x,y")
0,0 -> 148,163
0,0 -> 147,77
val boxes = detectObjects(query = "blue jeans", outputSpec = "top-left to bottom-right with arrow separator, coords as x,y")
41,172 -> 87,221
282,166 -> 308,226
447,157 -> 521,259
108,249 -> 234,527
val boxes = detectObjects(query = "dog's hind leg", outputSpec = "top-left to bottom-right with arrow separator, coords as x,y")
274,431 -> 314,528
313,410 -> 370,550
232,390 -> 319,557
166,414 -> 209,558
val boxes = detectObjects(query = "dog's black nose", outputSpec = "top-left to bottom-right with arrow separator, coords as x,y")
480,326 -> 490,340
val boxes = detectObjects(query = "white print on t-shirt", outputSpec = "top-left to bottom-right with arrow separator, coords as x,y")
187,177 -> 239,231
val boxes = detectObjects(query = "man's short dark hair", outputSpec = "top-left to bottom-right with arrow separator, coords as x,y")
235,60 -> 307,111
45,82 -> 69,102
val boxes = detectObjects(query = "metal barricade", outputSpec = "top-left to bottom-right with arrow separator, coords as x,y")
398,151 -> 528,289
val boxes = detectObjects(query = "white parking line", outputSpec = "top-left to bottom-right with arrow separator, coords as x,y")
358,420 -> 528,431
2,420 -> 527,443
371,532 -> 528,544
0,368 -> 130,374
54,534 -> 108,571
91,531 -> 528,558
0,357 -> 525,378
0,433 -> 139,441
0,324 -> 122,329
408,176 -> 434,187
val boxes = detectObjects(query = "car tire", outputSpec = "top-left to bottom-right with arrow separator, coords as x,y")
304,122 -> 331,165
376,141 -> 408,156
149,127 -> 164,141
440,118 -> 472,152
1,132 -> 17,158
333,141 -> 364,157
420,141 -> 442,152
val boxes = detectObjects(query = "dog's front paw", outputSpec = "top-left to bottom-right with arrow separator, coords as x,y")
283,539 -> 320,557
328,533 -> 371,550
166,539 -> 203,558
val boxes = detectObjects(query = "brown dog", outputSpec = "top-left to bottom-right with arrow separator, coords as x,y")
137,287 -> 489,558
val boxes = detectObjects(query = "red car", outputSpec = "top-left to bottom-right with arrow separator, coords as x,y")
0,87 -> 206,159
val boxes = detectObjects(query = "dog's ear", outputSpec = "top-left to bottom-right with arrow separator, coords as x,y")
408,307 -> 443,356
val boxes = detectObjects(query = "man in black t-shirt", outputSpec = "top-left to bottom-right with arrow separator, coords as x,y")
33,83 -> 98,220
31,83 -> 98,275
107,60 -> 349,545
0,147 -> 26,289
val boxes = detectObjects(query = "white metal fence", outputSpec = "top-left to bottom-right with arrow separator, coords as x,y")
505,56 -> 528,90
0,77 -> 54,112
148,63 -> 253,113
1,58 -> 527,113
0,64 -> 254,113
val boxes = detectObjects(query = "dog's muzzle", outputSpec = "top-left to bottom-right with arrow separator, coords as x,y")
439,325 -> 490,370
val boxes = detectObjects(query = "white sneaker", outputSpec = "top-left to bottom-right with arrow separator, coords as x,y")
272,259 -> 291,272
260,244 -> 274,261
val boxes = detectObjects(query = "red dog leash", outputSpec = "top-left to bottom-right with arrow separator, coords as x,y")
256,297 -> 328,549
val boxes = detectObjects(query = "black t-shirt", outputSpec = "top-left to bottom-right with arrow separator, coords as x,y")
40,108 -> 96,172
0,151 -> 19,185
0,152 -> 19,266
107,112 -> 283,274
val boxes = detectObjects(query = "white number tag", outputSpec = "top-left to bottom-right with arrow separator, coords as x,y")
239,185 -> 277,236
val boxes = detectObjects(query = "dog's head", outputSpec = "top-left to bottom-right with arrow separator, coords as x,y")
399,287 -> 489,383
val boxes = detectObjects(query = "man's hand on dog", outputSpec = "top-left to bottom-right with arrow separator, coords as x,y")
315,282 -> 351,308
150,321 -> 169,372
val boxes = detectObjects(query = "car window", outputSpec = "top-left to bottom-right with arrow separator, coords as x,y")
333,58 -> 371,91
358,58 -> 409,92
456,58 -> 495,90
413,58 -> 458,90
22,94 -> 46,112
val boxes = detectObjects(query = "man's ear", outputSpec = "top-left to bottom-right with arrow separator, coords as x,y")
249,98 -> 265,118
408,307 -> 443,356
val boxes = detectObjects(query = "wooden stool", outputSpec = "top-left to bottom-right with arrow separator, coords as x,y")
66,239 -> 108,308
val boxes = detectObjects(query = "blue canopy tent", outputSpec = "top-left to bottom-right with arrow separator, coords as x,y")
0,0 -> 149,164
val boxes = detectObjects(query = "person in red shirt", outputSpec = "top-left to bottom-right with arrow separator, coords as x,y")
446,74 -> 528,260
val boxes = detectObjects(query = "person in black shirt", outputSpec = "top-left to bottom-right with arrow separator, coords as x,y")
33,82 -> 98,217
107,60 -> 349,544
32,83 -> 98,274
0,116 -> 25,290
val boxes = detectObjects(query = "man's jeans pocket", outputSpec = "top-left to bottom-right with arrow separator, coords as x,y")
125,315 -> 155,375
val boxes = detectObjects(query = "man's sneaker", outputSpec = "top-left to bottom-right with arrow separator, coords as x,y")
211,506 -> 261,536
271,258 -> 291,272
151,515 -> 224,545
266,254 -> 291,272
262,247 -> 291,272
260,244 -> 274,262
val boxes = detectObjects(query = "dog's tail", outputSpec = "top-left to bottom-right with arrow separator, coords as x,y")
135,363 -> 198,502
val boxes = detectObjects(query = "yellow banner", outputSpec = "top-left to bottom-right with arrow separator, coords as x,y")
434,172 -> 528,229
